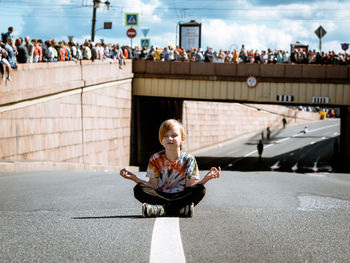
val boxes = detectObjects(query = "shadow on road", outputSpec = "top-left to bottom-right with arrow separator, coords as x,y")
72,215 -> 143,220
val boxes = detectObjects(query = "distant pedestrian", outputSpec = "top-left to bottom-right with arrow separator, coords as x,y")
266,127 -> 271,140
257,140 -> 264,161
261,131 -> 264,140
282,118 -> 287,129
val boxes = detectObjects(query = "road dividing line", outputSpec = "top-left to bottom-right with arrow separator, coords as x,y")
276,138 -> 290,143
150,218 -> 186,263
308,124 -> 339,133
243,144 -> 273,157
244,150 -> 257,157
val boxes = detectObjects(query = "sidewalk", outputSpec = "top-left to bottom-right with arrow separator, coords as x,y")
0,160 -> 139,173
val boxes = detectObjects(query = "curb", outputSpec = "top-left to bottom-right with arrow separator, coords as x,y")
0,160 -> 139,173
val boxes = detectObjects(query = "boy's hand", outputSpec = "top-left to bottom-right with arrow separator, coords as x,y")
120,168 -> 137,181
203,166 -> 221,182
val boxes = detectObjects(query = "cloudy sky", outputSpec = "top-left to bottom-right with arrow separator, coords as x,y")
1,0 -> 349,53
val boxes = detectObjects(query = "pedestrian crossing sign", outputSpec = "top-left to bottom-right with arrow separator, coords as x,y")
125,13 -> 139,26
141,38 -> 150,49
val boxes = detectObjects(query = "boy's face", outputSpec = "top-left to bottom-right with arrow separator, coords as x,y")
161,125 -> 184,151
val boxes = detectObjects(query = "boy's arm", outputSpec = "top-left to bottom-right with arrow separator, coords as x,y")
187,166 -> 221,186
120,168 -> 158,189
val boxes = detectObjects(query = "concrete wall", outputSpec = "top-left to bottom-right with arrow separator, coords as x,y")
0,60 -> 133,172
182,101 -> 320,152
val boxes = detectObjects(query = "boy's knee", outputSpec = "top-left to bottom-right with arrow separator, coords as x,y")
133,183 -> 143,198
191,184 -> 206,196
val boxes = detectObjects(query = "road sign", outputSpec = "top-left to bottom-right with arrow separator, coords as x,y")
315,25 -> 327,52
141,28 -> 150,37
246,76 -> 257,88
127,28 -> 137,38
141,38 -> 150,49
341,43 -> 349,51
104,22 -> 112,29
125,13 -> 138,27
315,25 -> 327,39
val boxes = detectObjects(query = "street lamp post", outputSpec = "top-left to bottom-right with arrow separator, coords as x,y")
91,0 -> 110,42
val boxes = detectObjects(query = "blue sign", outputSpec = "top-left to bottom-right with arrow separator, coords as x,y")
125,13 -> 138,27
141,28 -> 150,37
341,43 -> 349,51
141,38 -> 150,49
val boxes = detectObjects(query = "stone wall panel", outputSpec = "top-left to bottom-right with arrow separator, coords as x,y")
182,100 -> 320,152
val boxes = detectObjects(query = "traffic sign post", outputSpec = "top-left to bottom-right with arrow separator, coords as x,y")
125,13 -> 139,27
341,43 -> 349,52
127,28 -> 137,47
314,25 -> 327,52
141,28 -> 150,38
141,38 -> 150,49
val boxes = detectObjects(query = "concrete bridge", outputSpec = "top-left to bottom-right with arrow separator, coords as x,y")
133,60 -> 350,105
0,60 -> 349,172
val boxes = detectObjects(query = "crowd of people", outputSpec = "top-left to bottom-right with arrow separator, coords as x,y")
1,25 -> 350,82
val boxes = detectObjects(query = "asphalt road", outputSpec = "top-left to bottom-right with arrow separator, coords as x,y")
194,119 -> 342,173
1,169 -> 350,263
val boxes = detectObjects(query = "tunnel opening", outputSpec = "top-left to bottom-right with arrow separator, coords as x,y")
130,96 -> 348,173
130,96 -> 183,170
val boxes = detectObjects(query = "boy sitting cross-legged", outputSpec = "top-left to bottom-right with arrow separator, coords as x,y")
120,119 -> 221,217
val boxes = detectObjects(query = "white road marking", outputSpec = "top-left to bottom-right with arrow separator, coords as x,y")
292,124 -> 338,137
244,150 -> 257,157
310,141 -> 316,145
228,149 -> 240,155
276,138 -> 290,143
150,218 -> 186,263
244,144 -> 273,157
308,124 -> 339,133
265,144 -> 274,149
240,123 -> 338,159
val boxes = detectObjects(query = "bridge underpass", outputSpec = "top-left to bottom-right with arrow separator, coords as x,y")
131,95 -> 346,173
193,118 -> 341,173
131,96 -> 183,169
132,61 -> 350,172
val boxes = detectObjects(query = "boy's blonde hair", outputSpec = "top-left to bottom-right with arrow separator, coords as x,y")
159,119 -> 185,143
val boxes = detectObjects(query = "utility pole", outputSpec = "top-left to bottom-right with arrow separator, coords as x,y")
90,0 -> 110,42
91,2 -> 97,42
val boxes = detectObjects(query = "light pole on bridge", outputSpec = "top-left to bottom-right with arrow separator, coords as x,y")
91,0 -> 110,42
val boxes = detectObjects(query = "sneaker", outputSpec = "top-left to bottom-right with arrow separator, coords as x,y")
7,77 -> 12,82
179,203 -> 194,218
142,203 -> 165,217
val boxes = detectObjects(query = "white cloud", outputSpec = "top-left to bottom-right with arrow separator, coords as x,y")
119,0 -> 163,24
1,0 -> 350,53
196,1 -> 350,53
201,19 -> 294,51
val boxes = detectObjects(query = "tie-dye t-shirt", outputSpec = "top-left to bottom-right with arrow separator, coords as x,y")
146,151 -> 200,193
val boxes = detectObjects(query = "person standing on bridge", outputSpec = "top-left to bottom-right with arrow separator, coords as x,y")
120,119 -> 221,218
